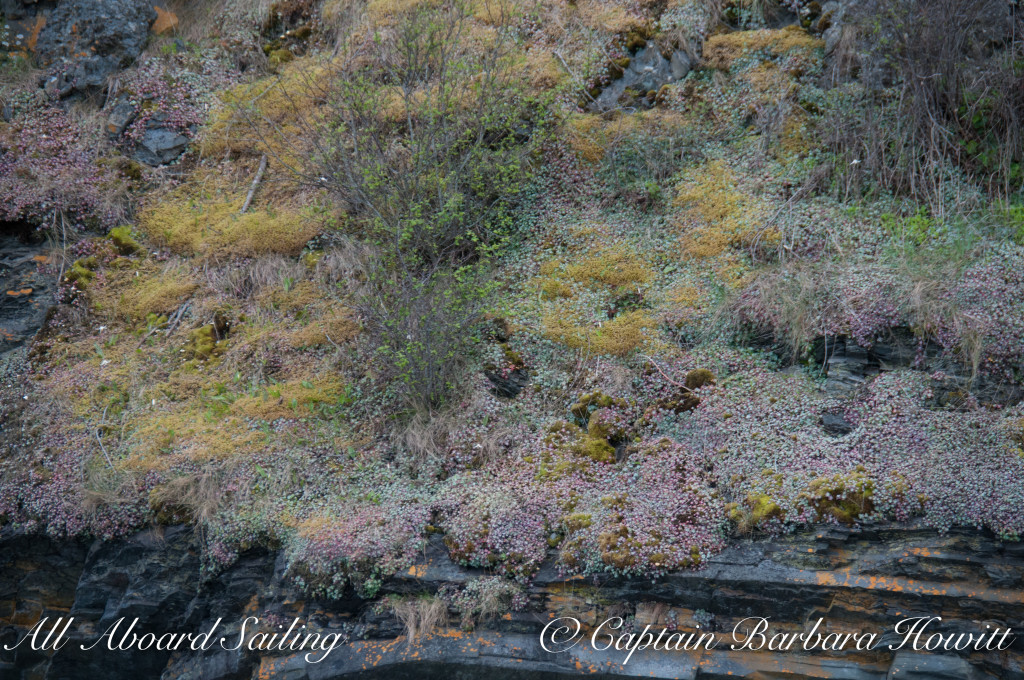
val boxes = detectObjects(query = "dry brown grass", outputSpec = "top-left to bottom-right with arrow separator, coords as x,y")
149,467 -> 224,524
388,595 -> 449,644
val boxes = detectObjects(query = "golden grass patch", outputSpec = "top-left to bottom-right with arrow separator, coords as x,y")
287,307 -> 360,348
201,58 -> 330,161
543,309 -> 655,356
565,249 -> 653,288
140,173 -> 321,260
564,110 -> 689,165
121,264 -> 198,322
672,159 -> 773,258
574,0 -> 642,34
703,25 -> 823,70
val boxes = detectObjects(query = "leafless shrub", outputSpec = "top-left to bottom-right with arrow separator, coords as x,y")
241,0 -> 546,412
825,0 -> 1024,205
360,266 -> 486,410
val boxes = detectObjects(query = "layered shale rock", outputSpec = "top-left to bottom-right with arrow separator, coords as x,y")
1,524 -> 1021,679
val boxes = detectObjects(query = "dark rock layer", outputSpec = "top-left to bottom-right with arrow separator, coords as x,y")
0,226 -> 55,356
1,523 -> 1021,679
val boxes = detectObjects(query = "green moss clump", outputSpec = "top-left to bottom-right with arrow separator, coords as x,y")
289,24 -> 313,40
801,468 -> 875,524
109,226 -> 142,255
501,343 -> 525,369
685,368 -> 716,390
624,25 -> 652,52
587,414 -> 627,442
572,434 -> 616,463
269,48 -> 295,67
570,390 -> 627,423
186,324 -> 227,362
65,257 -> 98,286
609,56 -> 630,78
563,512 -> 593,531
727,492 -> 785,534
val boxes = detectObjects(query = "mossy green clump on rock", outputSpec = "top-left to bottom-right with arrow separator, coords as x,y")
571,434 -> 617,463
726,492 -> 785,534
562,512 -> 593,531
587,414 -> 627,442
623,23 -> 654,52
570,390 -> 628,424
186,321 -> 228,362
685,368 -> 717,390
269,49 -> 295,67
801,467 -> 875,524
108,226 -> 142,255
65,257 -> 98,286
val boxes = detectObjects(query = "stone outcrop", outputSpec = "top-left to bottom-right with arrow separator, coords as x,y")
591,46 -> 694,111
813,331 -> 1023,406
2,523 -> 1021,679
34,0 -> 157,100
0,225 -> 55,356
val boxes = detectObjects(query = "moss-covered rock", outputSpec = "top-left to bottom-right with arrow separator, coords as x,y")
108,226 -> 142,255
65,257 -> 98,286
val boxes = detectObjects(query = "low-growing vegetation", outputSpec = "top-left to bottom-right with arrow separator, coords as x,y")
1,0 -> 1023,632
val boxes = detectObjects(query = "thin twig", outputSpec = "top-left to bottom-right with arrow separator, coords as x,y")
641,354 -> 691,392
136,301 -> 190,348
94,415 -> 115,470
240,154 -> 268,214
554,50 -> 598,105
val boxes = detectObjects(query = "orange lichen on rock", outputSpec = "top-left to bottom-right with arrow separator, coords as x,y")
152,6 -> 179,34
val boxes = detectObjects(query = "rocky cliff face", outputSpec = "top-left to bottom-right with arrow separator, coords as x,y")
2,524 -> 1021,679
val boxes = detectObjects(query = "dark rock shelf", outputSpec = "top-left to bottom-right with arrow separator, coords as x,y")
2,524 -> 1021,679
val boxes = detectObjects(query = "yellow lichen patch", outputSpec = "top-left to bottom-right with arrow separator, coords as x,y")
287,306 -> 360,348
564,249 -> 653,289
119,264 -> 198,322
200,58 -> 330,160
575,0 -> 642,34
543,309 -> 655,356
672,160 -> 769,258
664,284 -> 708,320
742,61 -> 797,97
703,25 -> 823,70
667,284 -> 702,309
140,176 -> 321,260
564,110 -> 688,165
537,277 -> 574,300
